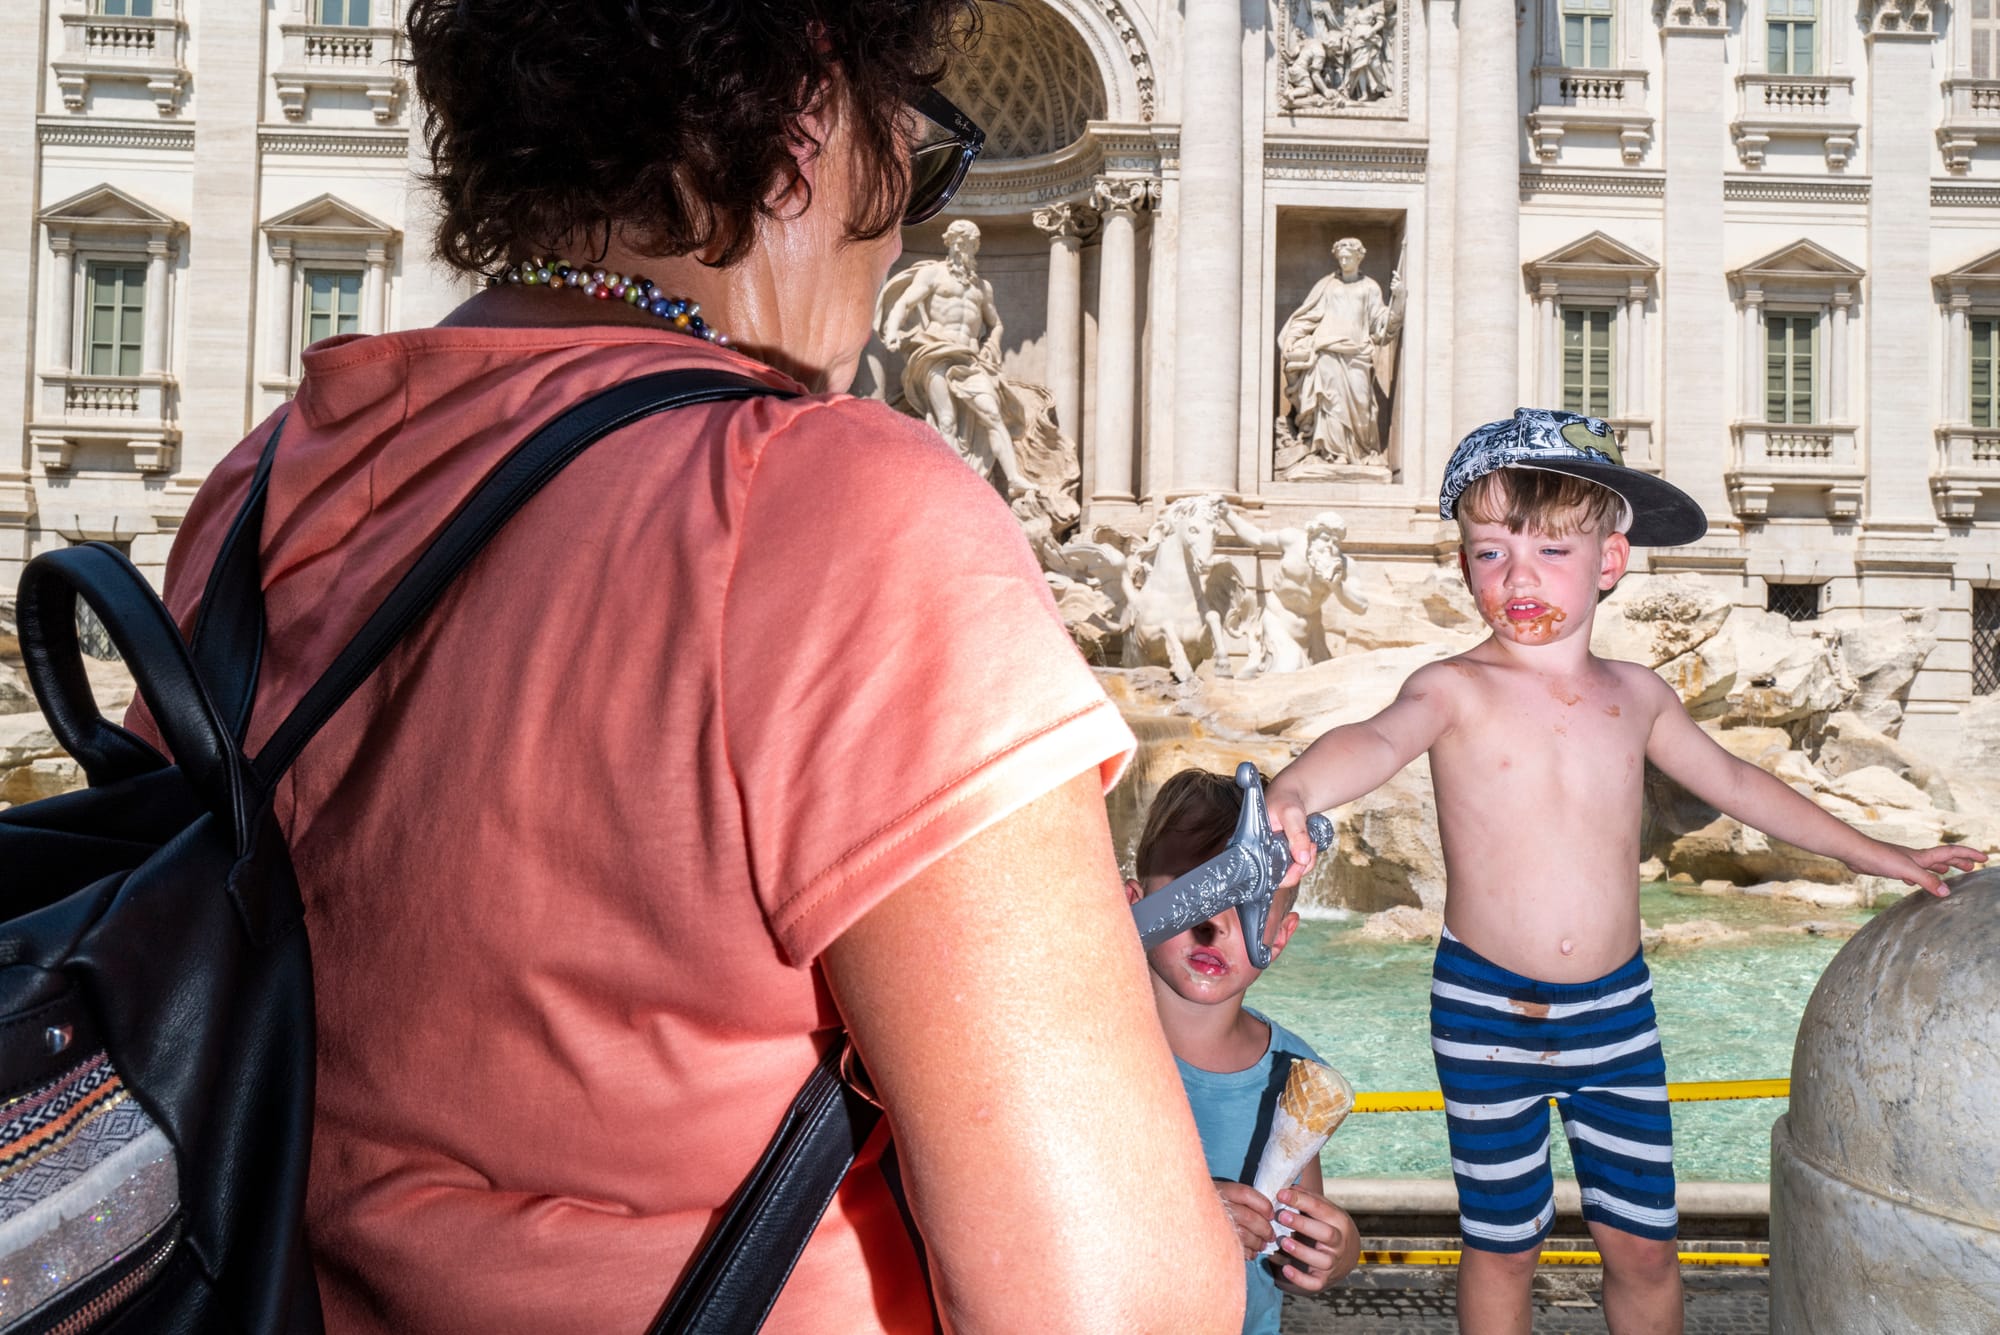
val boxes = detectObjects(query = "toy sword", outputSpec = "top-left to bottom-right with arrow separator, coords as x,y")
1130,762 -> 1335,969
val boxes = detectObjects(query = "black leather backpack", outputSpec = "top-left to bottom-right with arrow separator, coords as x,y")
0,370 -> 794,1334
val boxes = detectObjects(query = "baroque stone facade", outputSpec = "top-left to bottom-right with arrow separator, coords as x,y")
9,0 -> 2000,750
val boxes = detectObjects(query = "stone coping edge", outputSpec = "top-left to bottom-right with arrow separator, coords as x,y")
1324,1177 -> 1770,1218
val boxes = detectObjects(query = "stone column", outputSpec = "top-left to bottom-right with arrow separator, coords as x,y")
1172,0 -> 1245,490
1948,294 -> 1971,423
267,243 -> 295,378
1093,178 -> 1151,505
1538,286 -> 1560,406
1451,0 -> 1522,437
1829,290 -> 1851,424
46,237 -> 76,374
1624,285 -> 1647,418
1741,289 -> 1765,420
1659,1 -> 1732,520
364,244 -> 389,334
1031,201 -> 1098,449
143,239 -> 170,376
183,1 -> 267,479
1864,3 -> 1942,528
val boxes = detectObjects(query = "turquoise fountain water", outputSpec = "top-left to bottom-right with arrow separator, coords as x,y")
1252,885 -> 1870,1183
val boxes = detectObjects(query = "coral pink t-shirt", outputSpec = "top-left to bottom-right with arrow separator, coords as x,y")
136,326 -> 1134,1334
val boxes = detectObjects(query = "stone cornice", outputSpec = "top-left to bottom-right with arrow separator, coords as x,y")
1032,201 -> 1100,239
258,127 -> 408,158
1092,175 -> 1157,214
1724,176 -> 1870,205
1519,168 -> 1664,198
1865,0 -> 1937,38
1935,183 -> 2000,208
38,119 -> 192,152
1657,0 -> 1728,34
1264,138 -> 1426,183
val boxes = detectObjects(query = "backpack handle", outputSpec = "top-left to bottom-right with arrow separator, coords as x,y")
16,543 -> 253,847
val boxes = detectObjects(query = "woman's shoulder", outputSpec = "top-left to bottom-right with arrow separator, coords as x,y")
750,391 -> 1022,539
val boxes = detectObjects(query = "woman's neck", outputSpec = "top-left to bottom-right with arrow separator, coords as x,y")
439,237 -> 854,394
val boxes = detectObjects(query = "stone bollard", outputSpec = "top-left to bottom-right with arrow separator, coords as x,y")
1770,868 -> 2000,1331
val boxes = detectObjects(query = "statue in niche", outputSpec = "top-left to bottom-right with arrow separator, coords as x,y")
875,219 -> 1081,537
1223,506 -> 1370,674
1274,236 -> 1406,479
1280,0 -> 1398,112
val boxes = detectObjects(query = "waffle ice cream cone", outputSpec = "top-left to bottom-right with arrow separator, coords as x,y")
1249,1057 -> 1354,1255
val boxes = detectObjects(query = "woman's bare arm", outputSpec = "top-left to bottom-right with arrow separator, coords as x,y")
823,769 -> 1245,1334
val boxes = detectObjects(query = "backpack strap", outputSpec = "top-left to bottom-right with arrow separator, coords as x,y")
243,367 -> 784,788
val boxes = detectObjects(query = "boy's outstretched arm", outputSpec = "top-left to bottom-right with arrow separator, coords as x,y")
1266,663 -> 1455,876
1641,674 -> 1986,896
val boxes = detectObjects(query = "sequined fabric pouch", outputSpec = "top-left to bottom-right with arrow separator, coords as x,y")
0,1049 -> 179,1334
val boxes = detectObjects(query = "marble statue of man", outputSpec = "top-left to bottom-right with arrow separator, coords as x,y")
1224,507 -> 1369,674
875,219 -> 1080,533
1275,236 -> 1406,475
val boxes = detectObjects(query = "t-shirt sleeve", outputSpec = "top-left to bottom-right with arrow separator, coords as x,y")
721,397 -> 1135,966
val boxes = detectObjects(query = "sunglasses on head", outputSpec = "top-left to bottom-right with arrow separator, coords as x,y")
904,87 -> 985,226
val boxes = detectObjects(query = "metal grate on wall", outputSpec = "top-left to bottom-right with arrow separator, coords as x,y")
1766,582 -> 1822,623
1975,588 -> 2000,696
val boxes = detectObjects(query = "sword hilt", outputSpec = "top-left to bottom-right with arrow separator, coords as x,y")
1131,761 -> 1336,969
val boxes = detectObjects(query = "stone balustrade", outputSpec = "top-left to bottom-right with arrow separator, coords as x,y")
1527,66 -> 1652,164
1732,74 -> 1859,169
1932,425 -> 2000,520
1938,78 -> 2000,173
1727,421 -> 1862,519
53,8 -> 188,116
274,23 -> 404,122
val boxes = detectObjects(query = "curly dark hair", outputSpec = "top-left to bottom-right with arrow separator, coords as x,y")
406,1 -> 980,273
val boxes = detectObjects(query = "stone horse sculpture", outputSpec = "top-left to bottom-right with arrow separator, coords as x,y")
1120,494 -> 1256,682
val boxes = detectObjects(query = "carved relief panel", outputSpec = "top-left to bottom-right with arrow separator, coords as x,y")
1275,0 -> 1408,119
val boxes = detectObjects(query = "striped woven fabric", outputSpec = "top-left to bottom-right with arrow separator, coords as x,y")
1430,927 -> 1677,1253
0,1050 -> 179,1330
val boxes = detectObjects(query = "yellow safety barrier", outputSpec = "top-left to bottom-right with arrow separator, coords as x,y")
1359,1249 -> 1767,1268
1350,1076 -> 1790,1114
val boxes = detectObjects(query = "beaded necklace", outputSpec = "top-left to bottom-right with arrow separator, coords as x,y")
494,257 -> 729,346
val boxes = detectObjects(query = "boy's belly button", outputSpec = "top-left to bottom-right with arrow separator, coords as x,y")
1560,938 -> 1574,956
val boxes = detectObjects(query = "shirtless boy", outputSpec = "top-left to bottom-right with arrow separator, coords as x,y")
1263,408 -> 1986,1335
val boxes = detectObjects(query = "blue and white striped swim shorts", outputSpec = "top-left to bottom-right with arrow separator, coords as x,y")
1430,926 -> 1678,1253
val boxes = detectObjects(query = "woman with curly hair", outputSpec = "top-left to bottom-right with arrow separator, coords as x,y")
132,2 -> 1243,1332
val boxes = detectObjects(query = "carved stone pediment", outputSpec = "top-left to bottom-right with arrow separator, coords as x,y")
1525,231 -> 1660,291
1937,247 -> 2000,295
261,193 -> 398,247
40,184 -> 178,233
1730,239 -> 1865,287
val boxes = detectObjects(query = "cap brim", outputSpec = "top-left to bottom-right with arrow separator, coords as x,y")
1506,461 -> 1709,547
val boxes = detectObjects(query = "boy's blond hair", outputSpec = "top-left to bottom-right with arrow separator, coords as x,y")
1454,467 -> 1625,541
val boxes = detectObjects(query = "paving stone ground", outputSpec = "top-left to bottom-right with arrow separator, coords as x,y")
1282,1239 -> 1769,1334
1282,1268 -> 1768,1333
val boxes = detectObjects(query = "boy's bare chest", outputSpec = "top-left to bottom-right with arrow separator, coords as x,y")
1437,671 -> 1651,785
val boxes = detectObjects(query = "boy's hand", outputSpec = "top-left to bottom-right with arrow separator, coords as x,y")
1213,1180 -> 1275,1260
1848,841 -> 1987,897
1270,1186 -> 1359,1295
1265,785 -> 1317,890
